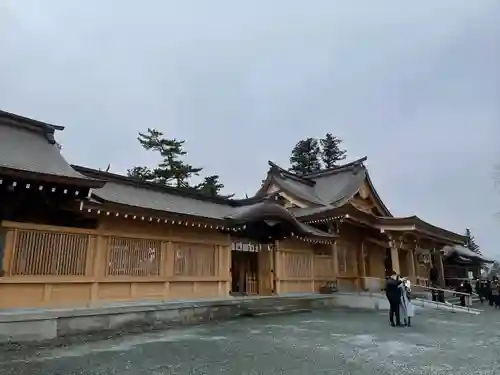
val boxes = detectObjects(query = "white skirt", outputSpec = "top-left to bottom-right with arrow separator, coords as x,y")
406,301 -> 415,317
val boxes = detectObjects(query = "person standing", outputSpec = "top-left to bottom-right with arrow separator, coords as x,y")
486,280 -> 494,306
399,277 -> 414,326
463,280 -> 473,307
491,280 -> 500,308
457,282 -> 466,307
385,272 -> 402,327
476,279 -> 485,304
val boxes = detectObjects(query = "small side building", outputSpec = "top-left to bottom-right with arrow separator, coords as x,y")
0,110 -> 469,309
441,245 -> 493,287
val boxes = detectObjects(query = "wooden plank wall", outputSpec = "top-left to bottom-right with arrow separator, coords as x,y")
0,220 -> 231,309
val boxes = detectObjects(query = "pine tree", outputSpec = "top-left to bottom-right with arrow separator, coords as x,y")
127,166 -> 155,182
289,137 -> 321,175
195,175 -> 234,198
320,133 -> 347,168
464,228 -> 481,255
127,128 -> 233,197
127,128 -> 202,188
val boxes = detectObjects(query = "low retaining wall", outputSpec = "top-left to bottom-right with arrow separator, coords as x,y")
0,295 -> 337,345
335,292 -> 427,313
335,293 -> 390,310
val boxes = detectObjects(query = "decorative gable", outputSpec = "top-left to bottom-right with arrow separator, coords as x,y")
349,181 -> 387,216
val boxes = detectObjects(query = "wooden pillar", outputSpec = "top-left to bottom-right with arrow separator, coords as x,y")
273,240 -> 280,294
389,241 -> 400,276
407,248 -> 416,284
358,241 -> 366,291
332,240 -> 339,277
90,234 -> 107,304
434,247 -> 445,288
164,241 -> 175,299
360,241 -> 367,277
1,228 -> 16,276
328,223 -> 339,278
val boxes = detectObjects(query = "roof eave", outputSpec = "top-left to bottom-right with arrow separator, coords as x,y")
0,110 -> 65,132
73,165 -> 238,206
82,199 -> 225,224
364,170 -> 392,217
377,216 -> 466,244
0,166 -> 105,189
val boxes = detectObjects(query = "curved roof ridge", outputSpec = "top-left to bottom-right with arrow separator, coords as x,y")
303,156 -> 368,178
224,201 -> 337,240
267,161 -> 316,186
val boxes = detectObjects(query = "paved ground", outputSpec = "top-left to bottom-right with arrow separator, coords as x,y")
1,305 -> 499,375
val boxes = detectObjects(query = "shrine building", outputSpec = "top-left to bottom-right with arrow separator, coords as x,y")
0,110 -> 472,309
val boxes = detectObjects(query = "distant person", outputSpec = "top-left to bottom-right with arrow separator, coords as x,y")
385,272 -> 402,327
492,281 -> 500,308
486,280 -> 494,306
476,279 -> 485,304
457,282 -> 466,307
463,280 -> 473,307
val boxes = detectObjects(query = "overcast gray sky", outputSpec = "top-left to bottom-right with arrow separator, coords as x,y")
1,1 -> 499,256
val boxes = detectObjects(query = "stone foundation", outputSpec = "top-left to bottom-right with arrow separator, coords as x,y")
0,295 -> 337,345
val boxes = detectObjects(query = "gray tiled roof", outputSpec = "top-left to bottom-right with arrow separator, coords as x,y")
442,245 -> 493,263
91,179 -> 335,241
0,120 -> 94,183
93,181 -> 235,219
271,176 -> 327,206
261,160 -> 366,211
224,201 -> 336,239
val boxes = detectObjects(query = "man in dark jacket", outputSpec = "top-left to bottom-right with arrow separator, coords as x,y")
385,272 -> 403,327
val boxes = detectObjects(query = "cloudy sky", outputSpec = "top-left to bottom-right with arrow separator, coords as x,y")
1,1 -> 499,256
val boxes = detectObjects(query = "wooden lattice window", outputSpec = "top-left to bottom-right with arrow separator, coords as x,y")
106,237 -> 161,276
284,252 -> 312,278
174,243 -> 216,276
11,230 -> 89,276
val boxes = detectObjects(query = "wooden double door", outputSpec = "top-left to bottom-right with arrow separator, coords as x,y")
231,249 -> 274,295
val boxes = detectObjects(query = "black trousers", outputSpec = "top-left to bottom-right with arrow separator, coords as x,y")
388,298 -> 401,325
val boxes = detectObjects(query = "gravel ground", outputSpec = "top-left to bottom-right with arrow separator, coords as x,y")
0,305 -> 499,375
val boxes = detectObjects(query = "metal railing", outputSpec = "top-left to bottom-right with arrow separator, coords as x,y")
337,276 -> 482,314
